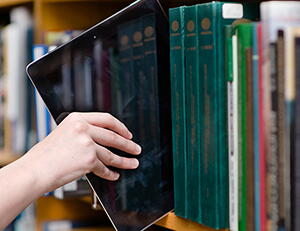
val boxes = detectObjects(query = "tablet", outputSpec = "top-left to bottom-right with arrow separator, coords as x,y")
26,0 -> 173,230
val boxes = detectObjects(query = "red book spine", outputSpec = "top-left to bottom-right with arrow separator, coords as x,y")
258,23 -> 266,231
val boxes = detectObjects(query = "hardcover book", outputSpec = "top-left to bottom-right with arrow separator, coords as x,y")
169,6 -> 187,219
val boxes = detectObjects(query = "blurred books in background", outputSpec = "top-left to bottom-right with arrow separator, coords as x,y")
170,1 -> 300,231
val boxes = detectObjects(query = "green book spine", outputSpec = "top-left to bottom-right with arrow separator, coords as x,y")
117,21 -> 134,210
132,17 -> 144,144
142,13 -> 160,153
169,6 -> 187,218
184,5 -> 201,222
236,23 -> 253,231
198,2 -> 244,228
118,21 -> 136,139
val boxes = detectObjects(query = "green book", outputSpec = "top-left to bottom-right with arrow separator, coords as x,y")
142,13 -> 160,153
235,23 -> 253,231
169,6 -> 187,218
132,17 -> 144,144
197,2 -> 244,228
117,21 -> 137,141
184,5 -> 201,222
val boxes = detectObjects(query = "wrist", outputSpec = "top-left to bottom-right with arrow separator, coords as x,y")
21,146 -> 55,195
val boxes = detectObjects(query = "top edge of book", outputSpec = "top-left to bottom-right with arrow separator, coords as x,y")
261,1 -> 300,18
169,2 -> 243,19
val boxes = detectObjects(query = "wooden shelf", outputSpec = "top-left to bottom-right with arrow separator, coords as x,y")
156,212 -> 228,231
42,0 -> 129,3
0,151 -> 19,167
0,0 -> 32,8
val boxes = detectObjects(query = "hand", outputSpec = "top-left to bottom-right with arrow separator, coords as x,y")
23,112 -> 141,193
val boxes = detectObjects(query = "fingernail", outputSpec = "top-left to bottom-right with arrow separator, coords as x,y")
114,173 -> 120,180
128,131 -> 133,139
136,145 -> 142,154
132,159 -> 139,168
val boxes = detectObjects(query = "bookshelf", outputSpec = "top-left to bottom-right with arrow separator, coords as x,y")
0,0 -> 32,8
0,151 -> 19,167
157,213 -> 228,231
0,0 -> 227,231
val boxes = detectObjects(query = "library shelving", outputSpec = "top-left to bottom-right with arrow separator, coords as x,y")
156,213 -> 228,231
0,0 -> 32,8
0,151 -> 19,167
0,0 -> 222,231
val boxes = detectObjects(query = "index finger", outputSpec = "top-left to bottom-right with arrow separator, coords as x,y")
78,112 -> 132,139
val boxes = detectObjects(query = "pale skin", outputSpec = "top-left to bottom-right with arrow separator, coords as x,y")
0,112 -> 142,230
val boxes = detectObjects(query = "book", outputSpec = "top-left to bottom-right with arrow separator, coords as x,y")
33,45 -> 50,142
290,28 -> 300,231
226,24 -> 238,231
257,22 -> 266,231
5,7 -> 33,154
260,3 -> 300,229
142,13 -> 160,153
235,23 -> 253,231
252,22 -> 260,231
197,2 -> 244,229
245,25 -> 255,231
169,6 -> 187,219
184,5 -> 201,222
276,29 -> 286,230
266,41 -> 280,231
132,16 -> 144,145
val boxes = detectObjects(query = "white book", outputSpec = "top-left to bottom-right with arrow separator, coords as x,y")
8,7 -> 32,154
228,34 -> 239,231
33,45 -> 49,142
6,8 -> 32,154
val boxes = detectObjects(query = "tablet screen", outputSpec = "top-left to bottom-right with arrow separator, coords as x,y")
26,0 -> 173,230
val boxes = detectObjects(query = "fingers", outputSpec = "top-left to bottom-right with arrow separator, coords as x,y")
89,125 -> 142,155
75,112 -> 132,140
96,145 -> 139,169
92,160 -> 120,181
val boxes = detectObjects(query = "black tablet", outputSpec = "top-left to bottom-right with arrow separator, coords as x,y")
26,0 -> 173,230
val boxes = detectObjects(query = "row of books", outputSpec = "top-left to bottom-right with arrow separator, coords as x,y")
170,1 -> 300,231
0,7 -> 35,155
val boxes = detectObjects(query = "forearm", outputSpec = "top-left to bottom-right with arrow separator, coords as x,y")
0,112 -> 141,230
0,153 -> 46,230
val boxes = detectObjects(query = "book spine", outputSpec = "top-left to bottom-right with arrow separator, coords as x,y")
142,13 -> 160,153
118,21 -> 136,145
101,50 -> 111,112
258,23 -> 266,231
184,5 -> 201,223
169,6 -> 187,218
33,45 -> 49,142
216,3 -> 244,228
277,29 -> 286,230
198,2 -> 242,228
293,34 -> 300,231
62,52 -> 73,112
246,43 -> 254,231
198,3 -> 218,227
284,28 -> 295,231
252,23 -> 261,231
236,24 -> 253,231
132,17 -> 144,144
226,25 -> 238,231
266,42 -> 280,231
109,47 -> 122,117
117,21 -> 135,210
93,40 -> 103,111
